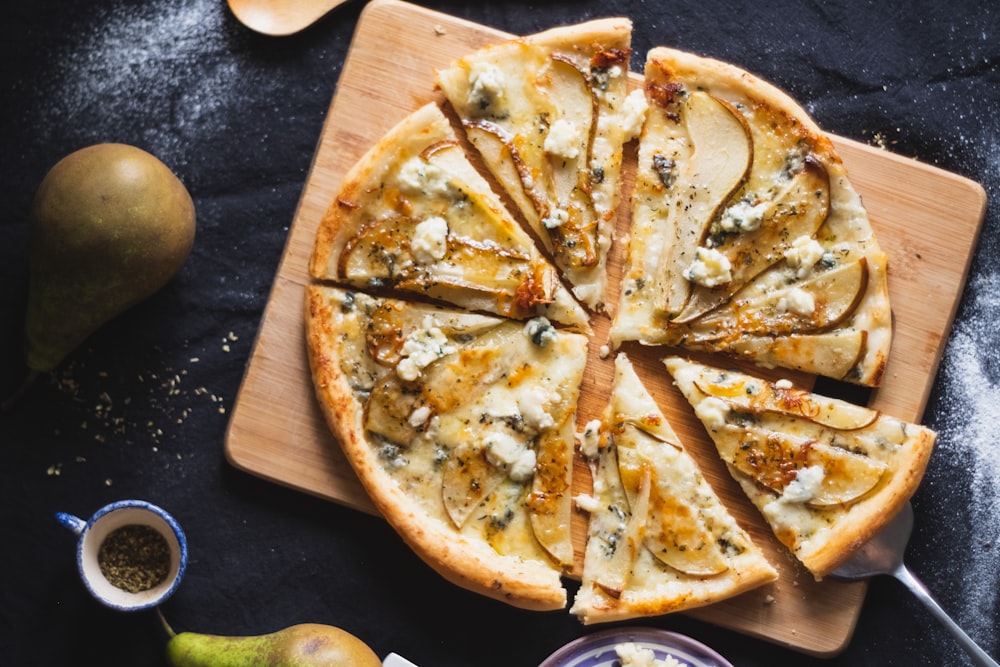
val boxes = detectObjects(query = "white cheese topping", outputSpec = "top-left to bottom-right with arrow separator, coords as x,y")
694,396 -> 729,430
761,465 -> 827,537
784,234 -> 825,277
518,387 -> 557,431
782,465 -> 826,503
524,317 -> 557,346
467,62 -> 505,109
574,493 -> 600,513
396,157 -> 450,196
396,317 -> 455,381
483,430 -> 536,482
410,216 -> 449,264
719,199 -> 769,233
544,118 -> 582,159
620,88 -> 648,141
777,287 -> 816,316
684,247 -> 732,287
408,405 -> 432,428
542,206 -> 570,229
579,419 -> 602,459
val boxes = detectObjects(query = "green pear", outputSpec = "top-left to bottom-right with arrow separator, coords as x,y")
165,623 -> 383,667
24,143 -> 196,373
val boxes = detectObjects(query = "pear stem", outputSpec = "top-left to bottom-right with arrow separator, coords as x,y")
156,606 -> 177,639
1,369 -> 39,413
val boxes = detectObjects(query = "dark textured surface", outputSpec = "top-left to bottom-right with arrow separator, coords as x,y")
1,1 -> 997,665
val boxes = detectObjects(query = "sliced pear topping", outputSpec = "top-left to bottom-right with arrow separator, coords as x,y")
681,258 -> 870,341
657,91 -> 753,317
665,356 -> 886,507
363,375 -> 421,446
713,426 -> 887,506
543,56 -> 600,271
677,156 -> 831,322
441,441 -> 509,528
463,120 -> 550,241
529,426 -> 575,568
633,428 -> 730,575
612,389 -> 730,577
728,329 -> 867,381
689,368 -> 879,431
596,463 -> 650,597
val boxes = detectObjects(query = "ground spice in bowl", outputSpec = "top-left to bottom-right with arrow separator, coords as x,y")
97,524 -> 171,593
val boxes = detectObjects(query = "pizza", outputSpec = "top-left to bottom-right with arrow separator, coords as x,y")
303,17 -> 935,622
436,17 -> 644,311
309,102 -> 590,333
570,353 -> 777,624
306,285 -> 587,610
611,47 -> 892,387
664,356 -> 935,579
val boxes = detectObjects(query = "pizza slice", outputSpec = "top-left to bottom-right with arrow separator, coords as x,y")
664,356 -> 936,579
570,353 -> 777,624
612,47 -> 892,386
306,285 -> 589,610
310,102 -> 590,333
436,18 -> 643,311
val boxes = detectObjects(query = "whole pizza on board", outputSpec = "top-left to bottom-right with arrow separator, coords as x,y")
304,17 -> 934,620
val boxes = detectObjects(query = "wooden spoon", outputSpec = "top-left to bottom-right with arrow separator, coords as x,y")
227,0 -> 351,36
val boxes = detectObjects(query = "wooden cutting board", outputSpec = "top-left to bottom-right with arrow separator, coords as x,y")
225,0 -> 987,656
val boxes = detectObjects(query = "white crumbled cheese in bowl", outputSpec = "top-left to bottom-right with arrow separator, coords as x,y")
614,642 -> 682,667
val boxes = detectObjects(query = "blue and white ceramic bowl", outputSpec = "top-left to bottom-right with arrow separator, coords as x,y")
538,627 -> 734,667
56,499 -> 187,612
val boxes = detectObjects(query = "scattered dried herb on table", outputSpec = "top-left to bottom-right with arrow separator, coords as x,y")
98,524 -> 170,593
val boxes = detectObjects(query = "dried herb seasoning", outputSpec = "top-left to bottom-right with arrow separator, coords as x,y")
97,524 -> 170,593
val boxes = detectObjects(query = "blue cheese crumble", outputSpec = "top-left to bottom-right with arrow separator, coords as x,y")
396,317 -> 455,381
684,247 -> 732,287
411,216 -> 449,264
